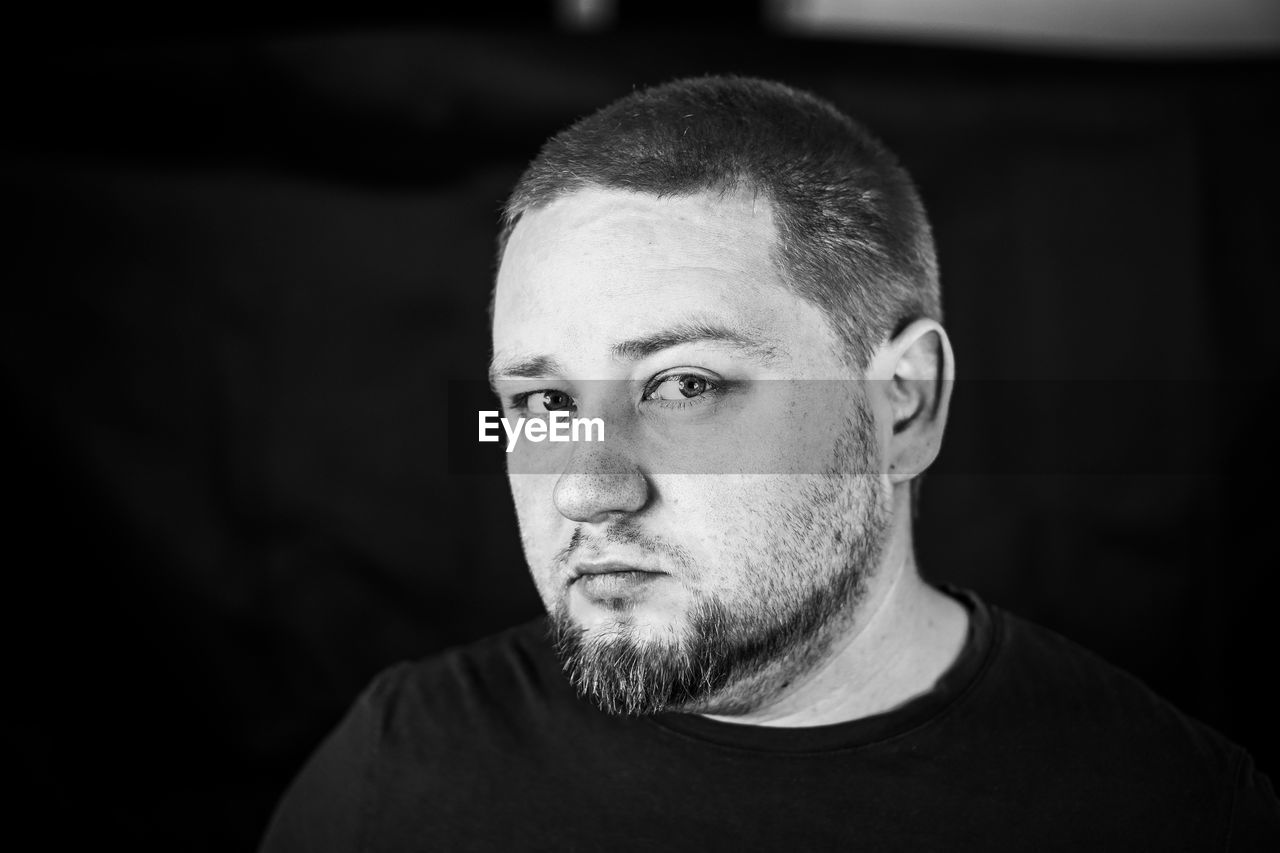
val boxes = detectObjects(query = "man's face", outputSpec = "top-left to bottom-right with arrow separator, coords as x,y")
491,187 -> 892,715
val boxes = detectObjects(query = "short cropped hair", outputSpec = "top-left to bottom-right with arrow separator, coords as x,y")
498,75 -> 940,370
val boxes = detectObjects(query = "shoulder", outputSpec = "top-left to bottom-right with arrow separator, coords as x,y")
259,619 -> 571,852
968,599 -> 1278,844
988,602 -> 1240,765
379,617 -> 556,699
372,617 -> 562,721
360,617 -> 586,760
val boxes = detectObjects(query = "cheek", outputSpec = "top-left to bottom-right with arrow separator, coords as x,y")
507,474 -> 561,554
655,473 -> 867,599
508,475 -> 567,611
654,474 -> 791,572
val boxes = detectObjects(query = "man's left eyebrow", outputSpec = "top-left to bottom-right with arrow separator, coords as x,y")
609,320 -> 782,364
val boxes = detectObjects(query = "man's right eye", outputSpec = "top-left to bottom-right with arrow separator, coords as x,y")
517,390 -> 577,413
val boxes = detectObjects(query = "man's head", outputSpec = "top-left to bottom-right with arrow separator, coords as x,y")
499,75 -> 940,371
490,77 -> 952,717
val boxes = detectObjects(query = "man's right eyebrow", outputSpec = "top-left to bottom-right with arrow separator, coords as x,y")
488,355 -> 567,391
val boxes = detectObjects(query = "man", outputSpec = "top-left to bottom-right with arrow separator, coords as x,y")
262,76 -> 1279,850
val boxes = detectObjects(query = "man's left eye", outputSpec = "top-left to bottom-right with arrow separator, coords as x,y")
644,374 -> 717,401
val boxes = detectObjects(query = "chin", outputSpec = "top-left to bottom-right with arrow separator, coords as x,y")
549,595 -> 739,716
569,599 -> 691,647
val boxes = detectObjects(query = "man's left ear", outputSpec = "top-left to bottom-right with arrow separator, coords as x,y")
866,319 -> 955,484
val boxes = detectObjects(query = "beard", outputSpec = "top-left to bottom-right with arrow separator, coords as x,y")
547,401 -> 891,716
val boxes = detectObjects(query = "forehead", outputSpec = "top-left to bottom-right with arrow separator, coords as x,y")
492,187 -> 841,374
503,184 -> 776,279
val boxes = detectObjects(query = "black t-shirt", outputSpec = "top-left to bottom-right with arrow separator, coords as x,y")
261,591 -> 1280,851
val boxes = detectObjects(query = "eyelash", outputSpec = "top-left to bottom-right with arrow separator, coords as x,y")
507,390 -> 567,411
506,372 -> 722,411
644,372 -> 721,408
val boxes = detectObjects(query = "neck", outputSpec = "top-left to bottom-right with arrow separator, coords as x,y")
700,489 -> 969,728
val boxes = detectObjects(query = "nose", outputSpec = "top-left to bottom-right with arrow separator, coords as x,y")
552,442 -> 650,523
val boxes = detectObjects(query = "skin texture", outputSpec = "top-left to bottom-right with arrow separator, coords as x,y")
491,186 -> 967,726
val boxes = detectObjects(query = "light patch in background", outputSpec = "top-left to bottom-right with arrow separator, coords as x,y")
557,0 -> 619,32
770,0 -> 1280,54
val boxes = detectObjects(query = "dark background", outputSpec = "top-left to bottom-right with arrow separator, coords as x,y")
2,10 -> 1277,851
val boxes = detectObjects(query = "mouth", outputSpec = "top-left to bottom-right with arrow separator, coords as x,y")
572,561 -> 667,581
570,562 -> 668,604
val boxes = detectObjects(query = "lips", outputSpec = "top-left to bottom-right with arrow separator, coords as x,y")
570,562 -> 667,603
572,561 -> 665,580
574,571 -> 664,602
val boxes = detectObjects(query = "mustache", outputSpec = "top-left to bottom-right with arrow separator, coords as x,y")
554,523 -> 695,572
